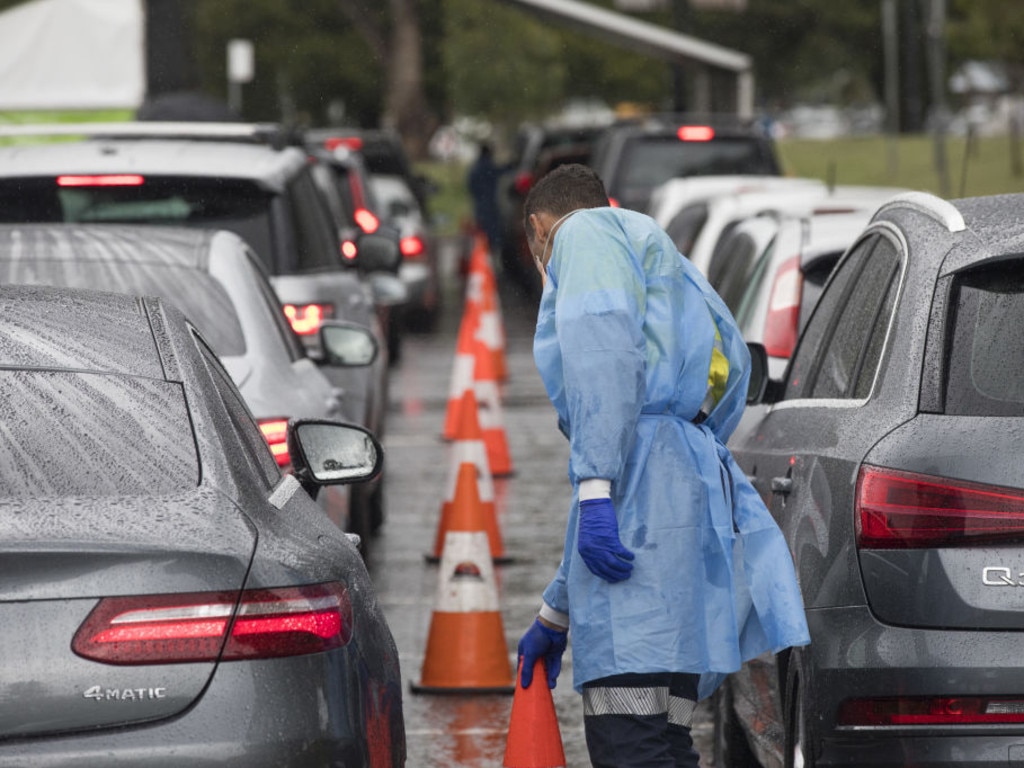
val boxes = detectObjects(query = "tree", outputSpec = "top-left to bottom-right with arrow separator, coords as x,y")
337,0 -> 439,159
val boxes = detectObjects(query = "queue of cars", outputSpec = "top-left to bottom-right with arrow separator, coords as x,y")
0,120 -> 418,764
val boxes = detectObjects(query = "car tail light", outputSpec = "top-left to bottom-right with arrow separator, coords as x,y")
677,125 -> 715,142
608,197 -> 620,208
72,582 -> 353,665
763,254 -> 802,358
257,418 -> 290,467
282,302 -> 334,336
400,235 -> 425,259
324,136 -> 363,152
856,465 -> 1024,549
341,240 -> 358,261
57,174 -> 145,187
838,696 -> 1024,726
354,207 -> 379,234
513,171 -> 534,197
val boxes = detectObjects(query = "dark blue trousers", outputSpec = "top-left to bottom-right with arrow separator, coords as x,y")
582,672 -> 701,768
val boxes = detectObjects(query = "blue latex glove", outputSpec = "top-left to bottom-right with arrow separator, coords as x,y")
517,618 -> 568,689
577,497 -> 635,583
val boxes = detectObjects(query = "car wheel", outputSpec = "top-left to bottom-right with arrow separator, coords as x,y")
784,671 -> 814,768
713,681 -> 759,768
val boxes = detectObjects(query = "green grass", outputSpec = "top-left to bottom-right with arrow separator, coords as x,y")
776,133 -> 1024,199
0,109 -> 136,146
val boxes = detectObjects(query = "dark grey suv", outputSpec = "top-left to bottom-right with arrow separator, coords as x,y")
588,115 -> 782,213
720,191 -> 1024,768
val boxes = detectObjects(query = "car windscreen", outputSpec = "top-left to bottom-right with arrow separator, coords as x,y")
0,371 -> 199,497
0,260 -> 246,356
944,263 -> 1024,416
618,136 -> 778,194
0,177 -> 275,264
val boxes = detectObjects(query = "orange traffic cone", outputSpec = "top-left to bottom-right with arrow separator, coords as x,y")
468,243 -> 509,382
472,332 -> 515,477
503,658 -> 567,768
428,389 -> 509,563
411,530 -> 515,694
442,299 -> 481,440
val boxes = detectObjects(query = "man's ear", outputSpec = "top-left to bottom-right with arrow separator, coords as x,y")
528,212 -> 548,244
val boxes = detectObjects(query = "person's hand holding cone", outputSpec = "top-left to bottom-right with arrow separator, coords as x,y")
517,617 -> 567,689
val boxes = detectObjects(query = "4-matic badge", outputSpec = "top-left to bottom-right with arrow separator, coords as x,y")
982,567 -> 1024,586
83,685 -> 167,702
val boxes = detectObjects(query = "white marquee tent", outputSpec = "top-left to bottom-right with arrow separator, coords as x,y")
0,0 -> 144,111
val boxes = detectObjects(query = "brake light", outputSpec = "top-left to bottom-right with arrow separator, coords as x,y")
282,303 -> 334,336
763,255 -> 802,358
838,696 -> 1024,726
856,465 -> 1024,549
677,125 -> 715,142
400,235 -> 425,259
72,582 -> 353,665
354,207 -> 379,234
57,174 -> 144,187
608,197 -> 620,208
513,171 -> 534,197
324,136 -> 363,152
257,418 -> 290,467
341,240 -> 358,260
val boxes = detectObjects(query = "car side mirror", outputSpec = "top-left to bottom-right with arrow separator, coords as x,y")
746,342 -> 783,405
287,419 -> 383,498
367,272 -> 408,308
319,320 -> 378,367
356,227 -> 401,273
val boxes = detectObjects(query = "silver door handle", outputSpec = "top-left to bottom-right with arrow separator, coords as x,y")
771,477 -> 793,494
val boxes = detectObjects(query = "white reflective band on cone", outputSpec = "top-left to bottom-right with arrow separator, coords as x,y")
435,531 -> 500,612
444,442 -> 495,502
447,353 -> 475,398
473,380 -> 504,429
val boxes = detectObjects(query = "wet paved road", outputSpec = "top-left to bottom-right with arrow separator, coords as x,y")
364,240 -> 712,767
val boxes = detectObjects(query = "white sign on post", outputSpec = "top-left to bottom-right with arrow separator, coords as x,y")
227,39 -> 255,84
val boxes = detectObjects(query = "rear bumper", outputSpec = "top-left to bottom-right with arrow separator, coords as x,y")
808,605 -> 1024,767
0,651 -> 403,767
398,261 -> 431,308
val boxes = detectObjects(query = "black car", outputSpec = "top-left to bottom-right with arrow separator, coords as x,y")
720,191 -> 1024,768
587,115 -> 782,213
0,285 -> 404,766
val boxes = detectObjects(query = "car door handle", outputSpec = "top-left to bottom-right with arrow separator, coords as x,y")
770,476 -> 793,495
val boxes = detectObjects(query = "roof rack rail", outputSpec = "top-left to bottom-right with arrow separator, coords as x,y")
873,191 -> 966,233
0,121 -> 294,148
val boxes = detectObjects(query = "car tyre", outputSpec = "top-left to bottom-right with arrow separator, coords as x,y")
712,680 -> 759,768
784,666 -> 814,768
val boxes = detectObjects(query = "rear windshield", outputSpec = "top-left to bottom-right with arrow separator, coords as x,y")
945,264 -> 1024,416
0,371 -> 198,497
617,136 -> 778,193
0,177 -> 275,265
0,261 -> 246,357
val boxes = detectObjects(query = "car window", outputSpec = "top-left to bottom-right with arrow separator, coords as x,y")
617,135 -> 776,195
0,370 -> 198,497
193,331 -> 281,488
944,261 -> 1024,416
785,235 -> 877,399
708,229 -> 772,313
286,169 -> 343,272
666,203 -> 709,257
243,245 -> 306,363
809,236 -> 900,399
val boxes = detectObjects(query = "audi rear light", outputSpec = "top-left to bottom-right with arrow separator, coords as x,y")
257,418 -> 291,467
400,235 -> 425,259
763,255 -> 802,358
838,696 -> 1024,726
856,465 -> 1024,549
513,171 -> 534,197
282,302 -> 334,336
72,582 -> 353,665
354,207 -> 379,234
324,136 -> 363,152
677,125 -> 715,142
57,174 -> 145,187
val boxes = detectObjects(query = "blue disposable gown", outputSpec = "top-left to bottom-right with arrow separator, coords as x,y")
534,207 -> 810,696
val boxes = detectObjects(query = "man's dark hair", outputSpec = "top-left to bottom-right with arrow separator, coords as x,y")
523,164 -> 609,236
